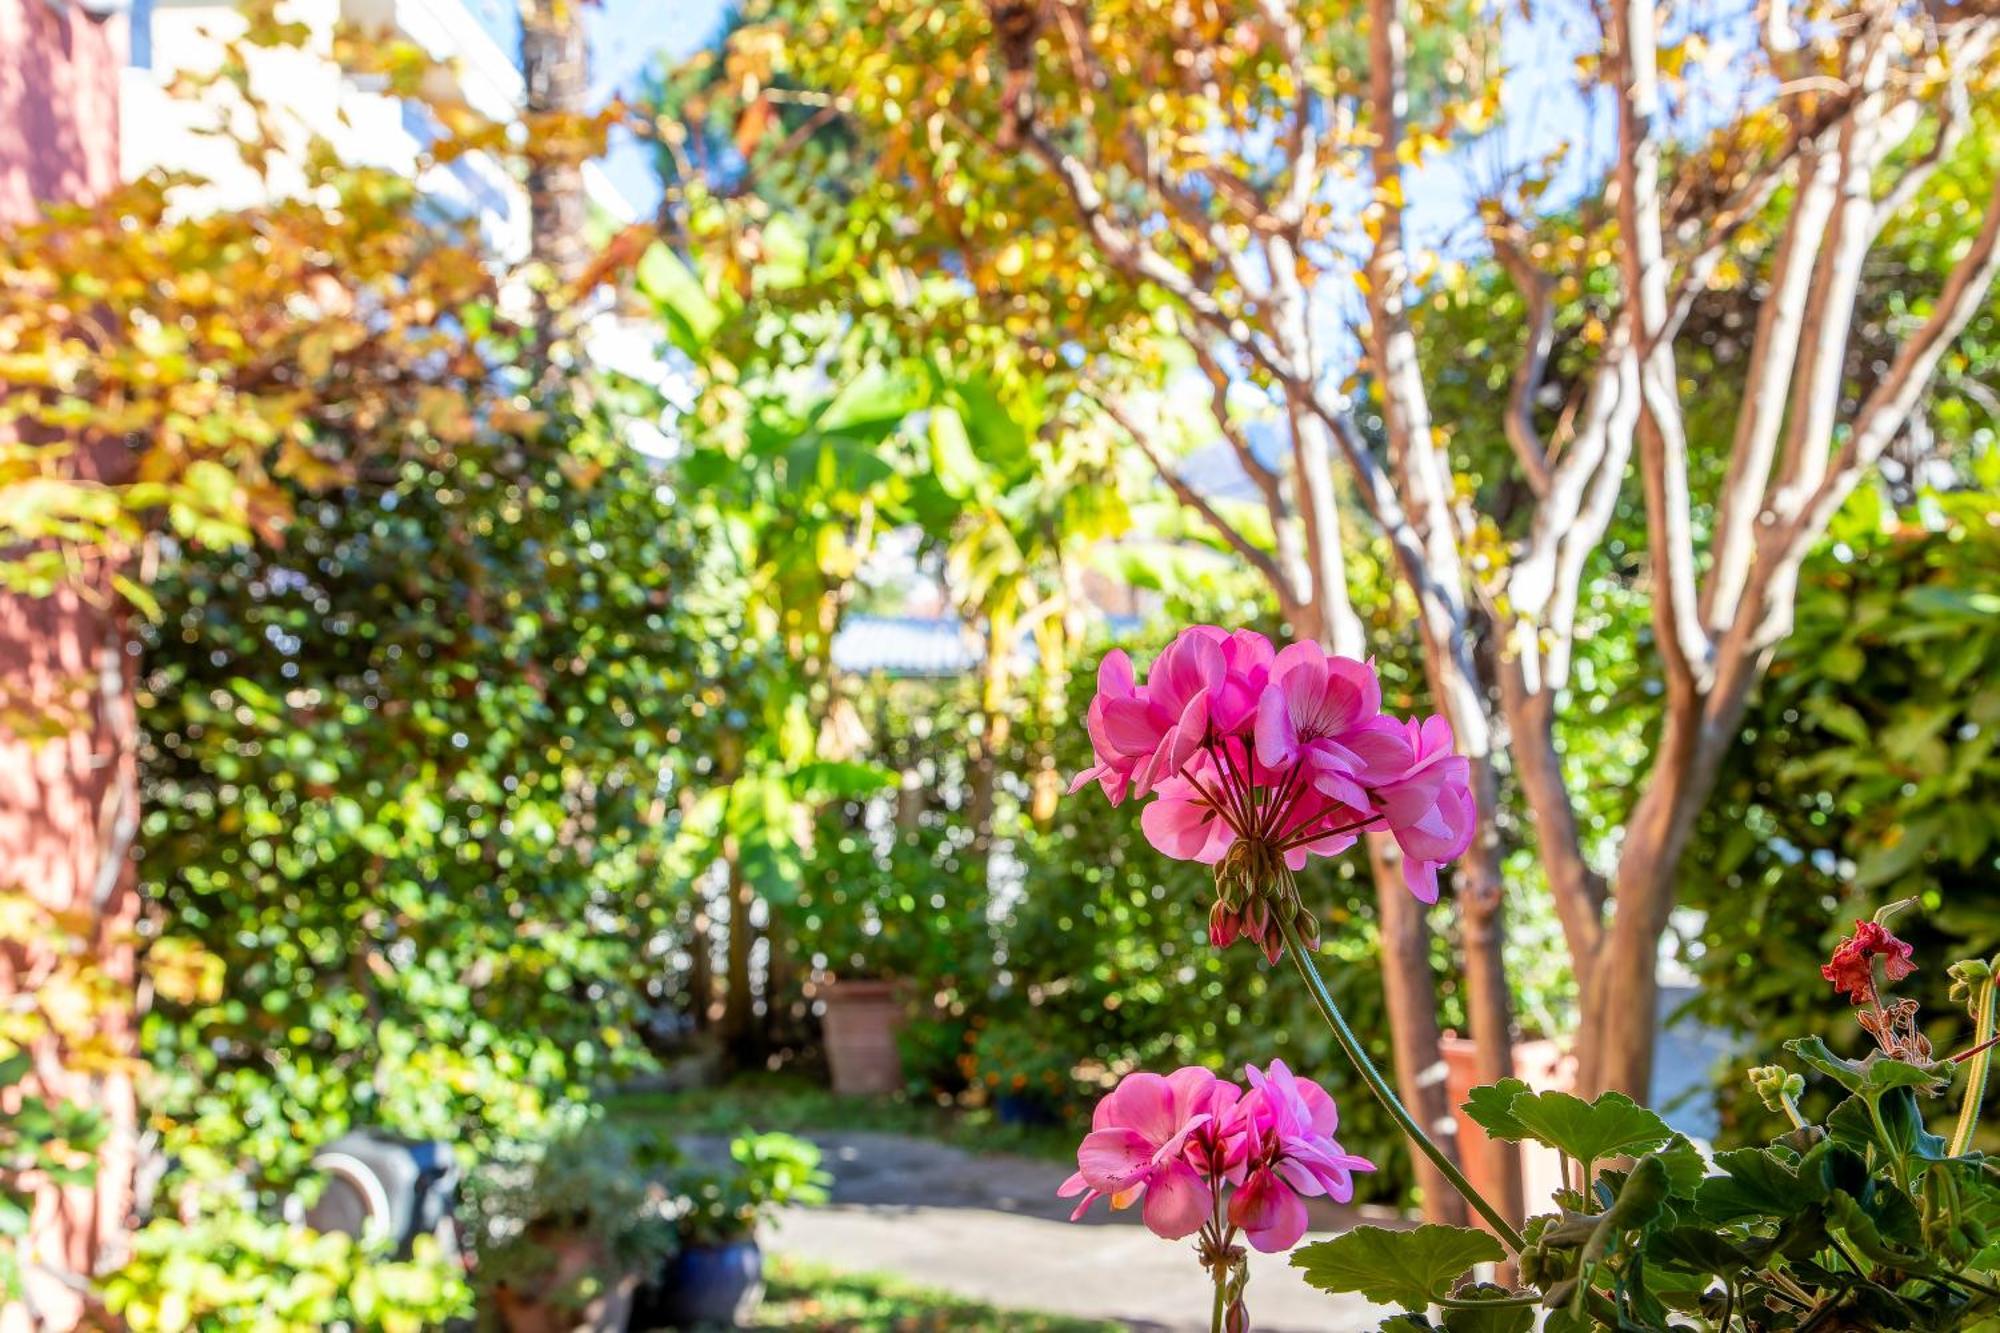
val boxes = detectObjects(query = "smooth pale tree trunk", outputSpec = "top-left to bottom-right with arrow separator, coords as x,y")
519,0 -> 591,290
1355,0 -> 1523,1223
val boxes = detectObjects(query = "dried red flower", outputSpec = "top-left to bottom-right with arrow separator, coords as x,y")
1821,919 -> 1917,1006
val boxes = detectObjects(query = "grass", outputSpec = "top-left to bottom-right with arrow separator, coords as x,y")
744,1256 -> 1123,1331
604,1071 -> 1078,1162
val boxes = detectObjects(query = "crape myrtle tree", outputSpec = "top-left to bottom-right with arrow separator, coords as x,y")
710,0 -> 2000,1141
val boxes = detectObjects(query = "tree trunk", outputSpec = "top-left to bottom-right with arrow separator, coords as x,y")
1454,754 -> 1524,1227
686,900 -> 713,1029
0,9 -> 137,1325
519,0 -> 590,287
719,834 -> 758,1066
1365,836 -> 1468,1226
1356,0 -> 1521,1220
0,584 -> 142,1331
1311,591 -> 1469,1225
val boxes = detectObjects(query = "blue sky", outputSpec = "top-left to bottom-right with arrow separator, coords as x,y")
586,0 -> 733,210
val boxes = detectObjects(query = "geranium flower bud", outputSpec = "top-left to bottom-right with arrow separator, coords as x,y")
1209,900 -> 1242,950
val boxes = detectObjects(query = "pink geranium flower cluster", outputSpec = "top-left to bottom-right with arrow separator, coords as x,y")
1071,627 -> 1476,959
1058,1061 -> 1373,1256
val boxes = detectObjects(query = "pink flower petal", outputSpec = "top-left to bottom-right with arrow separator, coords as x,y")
1254,683 -> 1299,769
1076,1127 -> 1159,1193
1141,1160 -> 1212,1240
1229,1166 -> 1311,1253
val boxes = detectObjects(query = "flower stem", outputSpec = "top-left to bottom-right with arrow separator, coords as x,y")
1276,912 -> 1526,1253
1953,971 -> 1998,1158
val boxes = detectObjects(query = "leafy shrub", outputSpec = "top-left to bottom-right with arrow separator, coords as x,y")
100,1210 -> 468,1333
466,1118 -> 679,1305
136,410 -> 703,1183
1683,493 -> 2000,1143
671,1131 -> 830,1247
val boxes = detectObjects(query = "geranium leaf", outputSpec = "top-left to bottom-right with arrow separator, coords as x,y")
1461,1078 -> 1533,1141
1504,1091 -> 1672,1163
1695,1145 -> 1826,1223
1293,1224 -> 1503,1311
1652,1134 -> 1708,1197
1784,1036 -> 1867,1092
1861,1056 -> 1949,1093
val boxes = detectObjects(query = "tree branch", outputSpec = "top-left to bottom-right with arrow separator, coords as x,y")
1609,0 -> 1710,697
1700,144 -> 1839,633
1096,395 -> 1294,606
1489,225 -> 1556,497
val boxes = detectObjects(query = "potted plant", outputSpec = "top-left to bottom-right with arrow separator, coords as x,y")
469,1121 -> 677,1333
641,1131 -> 829,1329
802,801 -> 991,1096
967,1016 -> 1076,1126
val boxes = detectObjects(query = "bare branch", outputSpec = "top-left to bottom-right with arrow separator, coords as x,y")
1256,0 -> 1323,228
1774,22 -> 1895,501
1489,226 -> 1556,497
1701,144 -> 1839,633
1608,0 -> 1710,695
1020,127 -> 1305,380
1096,395 -> 1294,605
1706,172 -> 2000,755
1871,67 -> 1970,240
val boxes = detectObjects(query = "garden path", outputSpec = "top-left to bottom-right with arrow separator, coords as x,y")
690,1131 -> 1399,1331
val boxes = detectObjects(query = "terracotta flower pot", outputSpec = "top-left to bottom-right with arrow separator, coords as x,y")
820,979 -> 904,1096
491,1228 -> 640,1333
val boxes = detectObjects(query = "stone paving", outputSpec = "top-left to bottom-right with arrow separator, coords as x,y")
681,1131 -> 1399,1331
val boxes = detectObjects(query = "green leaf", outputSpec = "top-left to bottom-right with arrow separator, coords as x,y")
1652,1135 -> 1708,1198
929,403 -> 986,500
1696,1144 -> 1828,1222
1292,1224 -> 1503,1311
1871,1086 -> 1949,1162
635,243 -> 723,353
1861,1056 -> 1949,1094
1460,1079 -> 1532,1141
1505,1091 -> 1672,1164
1582,1154 -> 1670,1265
1785,1036 -> 1867,1093
1646,1225 -> 1749,1277
1827,1188 -> 1934,1273
789,760 -> 897,801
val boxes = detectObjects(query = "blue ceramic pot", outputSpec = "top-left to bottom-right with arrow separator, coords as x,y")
995,1092 -> 1060,1128
645,1239 -> 763,1329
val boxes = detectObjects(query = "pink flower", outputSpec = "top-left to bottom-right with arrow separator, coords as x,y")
1140,755 -> 1238,864
1058,1067 -> 1225,1239
1059,1060 -> 1367,1261
1225,1060 -> 1375,1252
1254,642 -> 1383,809
1068,628 -> 1482,952
1068,650 -> 1150,805
1373,716 -> 1477,904
1192,626 -> 1276,734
